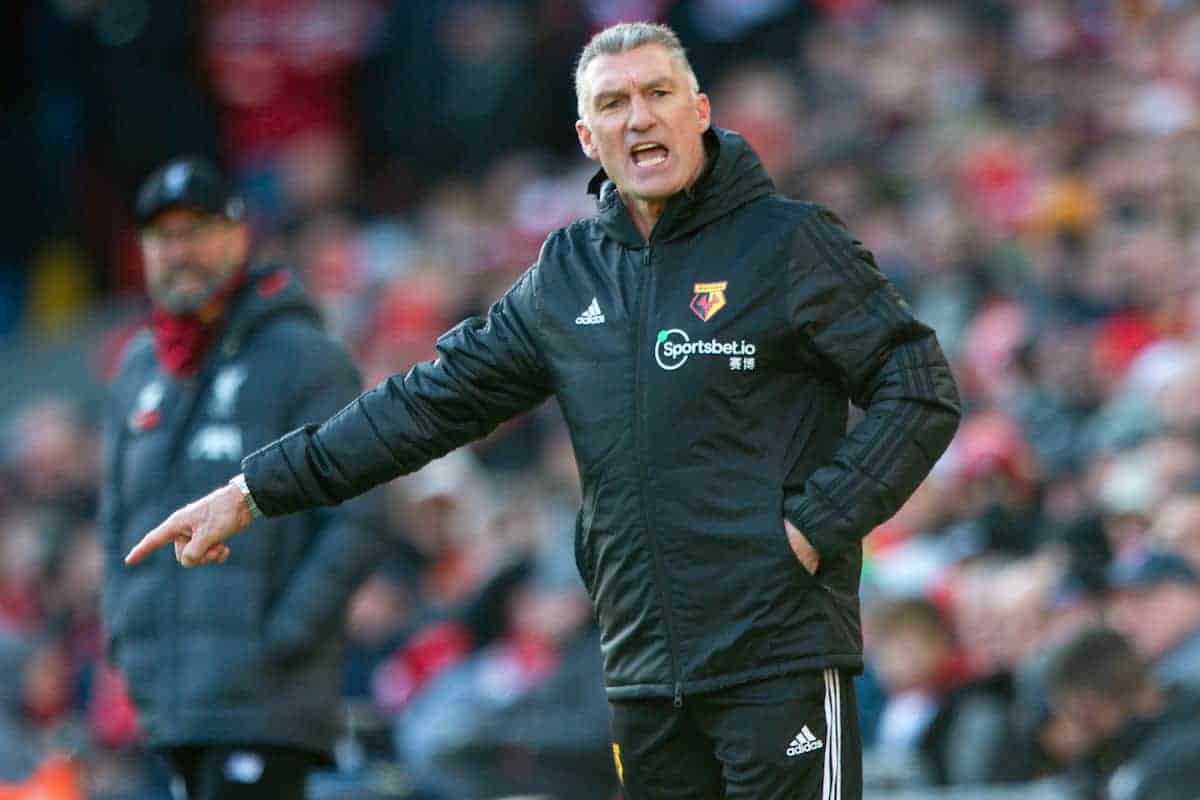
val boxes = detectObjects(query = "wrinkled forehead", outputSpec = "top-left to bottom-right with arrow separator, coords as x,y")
583,44 -> 686,96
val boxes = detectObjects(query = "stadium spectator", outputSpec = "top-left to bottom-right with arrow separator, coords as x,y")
868,597 -> 963,760
1106,548 -> 1200,693
394,535 -> 615,800
1150,489 -> 1200,574
1046,626 -> 1200,800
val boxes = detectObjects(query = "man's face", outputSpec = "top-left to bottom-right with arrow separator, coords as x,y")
1109,583 -> 1200,659
575,44 -> 711,209
140,208 -> 248,315
1055,689 -> 1124,745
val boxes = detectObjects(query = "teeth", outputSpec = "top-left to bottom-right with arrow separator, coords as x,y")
631,143 -> 667,167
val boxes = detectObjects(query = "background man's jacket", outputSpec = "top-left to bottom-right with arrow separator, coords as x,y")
244,129 -> 961,703
101,266 -> 385,755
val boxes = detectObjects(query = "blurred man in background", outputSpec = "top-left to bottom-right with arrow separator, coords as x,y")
127,23 -> 959,800
1046,626 -> 1200,800
1107,548 -> 1200,693
101,158 -> 384,799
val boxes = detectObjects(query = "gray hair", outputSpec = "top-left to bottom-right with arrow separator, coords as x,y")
574,22 -> 700,120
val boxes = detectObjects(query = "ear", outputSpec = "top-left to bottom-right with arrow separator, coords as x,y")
695,93 -> 712,133
575,119 -> 599,161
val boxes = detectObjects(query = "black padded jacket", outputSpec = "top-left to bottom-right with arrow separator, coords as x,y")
101,266 -> 385,754
243,128 -> 961,703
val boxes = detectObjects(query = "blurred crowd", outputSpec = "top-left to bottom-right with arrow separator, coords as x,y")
3,0 -> 1200,798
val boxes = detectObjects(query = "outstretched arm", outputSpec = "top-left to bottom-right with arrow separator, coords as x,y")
127,263 -> 551,567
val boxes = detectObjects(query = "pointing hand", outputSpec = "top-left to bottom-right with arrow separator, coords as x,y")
125,481 -> 253,568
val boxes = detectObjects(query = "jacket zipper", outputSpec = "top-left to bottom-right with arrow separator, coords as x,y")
161,346 -> 235,731
634,244 -> 685,708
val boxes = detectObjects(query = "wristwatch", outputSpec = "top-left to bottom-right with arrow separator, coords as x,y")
229,473 -> 263,519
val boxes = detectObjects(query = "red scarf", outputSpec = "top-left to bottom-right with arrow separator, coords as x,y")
150,269 -> 245,378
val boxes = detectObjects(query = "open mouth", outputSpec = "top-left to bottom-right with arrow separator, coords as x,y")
631,142 -> 669,167
170,267 -> 207,289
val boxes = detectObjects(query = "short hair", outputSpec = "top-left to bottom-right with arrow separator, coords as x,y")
574,22 -> 700,120
870,596 -> 954,646
1046,627 -> 1148,703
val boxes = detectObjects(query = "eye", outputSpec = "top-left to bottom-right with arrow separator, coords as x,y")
652,89 -> 670,97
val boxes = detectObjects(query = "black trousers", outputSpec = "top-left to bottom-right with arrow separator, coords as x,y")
610,668 -> 862,800
159,744 -> 319,800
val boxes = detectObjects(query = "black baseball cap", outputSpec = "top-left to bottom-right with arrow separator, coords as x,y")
135,157 -> 245,227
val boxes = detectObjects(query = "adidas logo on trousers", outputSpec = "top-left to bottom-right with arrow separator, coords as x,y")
786,724 -> 824,756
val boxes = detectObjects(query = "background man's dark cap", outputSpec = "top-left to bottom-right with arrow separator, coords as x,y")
1108,548 -> 1200,590
135,157 -> 245,227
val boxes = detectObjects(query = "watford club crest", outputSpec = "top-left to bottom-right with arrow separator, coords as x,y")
690,281 -> 728,322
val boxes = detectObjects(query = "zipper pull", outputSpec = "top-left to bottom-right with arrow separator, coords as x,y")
643,248 -> 651,267
673,683 -> 683,708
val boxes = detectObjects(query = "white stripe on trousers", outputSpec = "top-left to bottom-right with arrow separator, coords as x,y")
822,668 -> 841,800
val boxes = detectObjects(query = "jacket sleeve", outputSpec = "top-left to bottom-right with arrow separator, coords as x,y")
782,206 -> 960,561
98,336 -> 148,667
243,263 -> 552,516
98,387 -> 125,665
261,333 -> 389,663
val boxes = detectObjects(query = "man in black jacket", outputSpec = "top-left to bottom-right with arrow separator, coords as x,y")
104,157 -> 385,799
1046,627 -> 1200,800
128,24 -> 960,800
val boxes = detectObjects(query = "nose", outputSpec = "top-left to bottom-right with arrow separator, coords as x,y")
160,236 -> 192,261
627,93 -> 654,132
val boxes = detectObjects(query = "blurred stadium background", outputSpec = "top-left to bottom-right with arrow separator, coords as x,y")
3,0 -> 1200,798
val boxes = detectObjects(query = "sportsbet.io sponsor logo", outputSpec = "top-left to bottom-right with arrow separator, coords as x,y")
654,329 -> 757,371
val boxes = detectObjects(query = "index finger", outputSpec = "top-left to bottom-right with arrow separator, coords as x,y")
125,517 -> 184,566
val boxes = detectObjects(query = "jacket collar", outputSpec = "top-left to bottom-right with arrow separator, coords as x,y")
587,127 -> 775,248
213,264 -> 321,361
